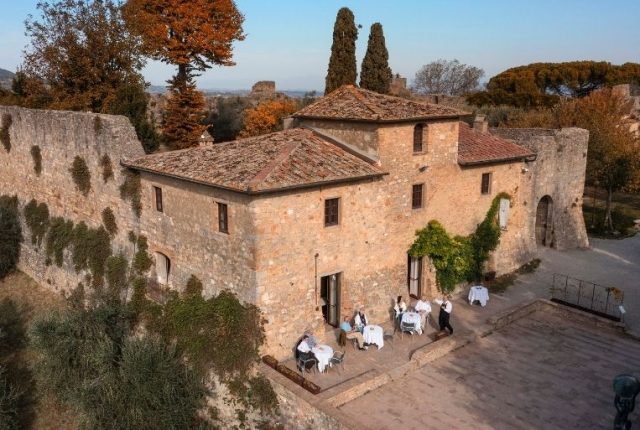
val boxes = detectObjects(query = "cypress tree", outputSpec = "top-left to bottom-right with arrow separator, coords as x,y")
324,7 -> 358,95
360,23 -> 392,94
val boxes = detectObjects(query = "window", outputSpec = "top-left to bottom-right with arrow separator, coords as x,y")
155,252 -> 171,284
218,202 -> 229,233
324,198 -> 340,227
413,124 -> 424,153
154,186 -> 163,212
481,172 -> 492,195
412,184 -> 424,209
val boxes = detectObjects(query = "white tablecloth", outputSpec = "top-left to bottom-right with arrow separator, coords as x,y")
362,324 -> 384,349
468,285 -> 489,306
401,311 -> 422,334
312,345 -> 333,373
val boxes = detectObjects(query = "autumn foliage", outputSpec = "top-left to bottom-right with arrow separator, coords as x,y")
239,99 -> 298,138
124,0 -> 245,149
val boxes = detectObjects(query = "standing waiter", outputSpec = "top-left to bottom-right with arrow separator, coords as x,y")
434,295 -> 453,334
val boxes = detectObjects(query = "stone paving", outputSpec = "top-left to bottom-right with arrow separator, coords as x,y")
338,310 -> 640,430
266,235 -> 640,429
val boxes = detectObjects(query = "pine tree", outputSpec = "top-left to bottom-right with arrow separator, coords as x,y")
359,23 -> 392,94
162,72 -> 207,150
324,7 -> 358,95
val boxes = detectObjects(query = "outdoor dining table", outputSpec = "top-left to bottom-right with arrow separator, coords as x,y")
401,311 -> 422,334
362,324 -> 384,349
468,285 -> 489,307
312,344 -> 333,373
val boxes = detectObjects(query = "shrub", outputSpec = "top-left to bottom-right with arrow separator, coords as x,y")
119,170 -> 141,217
0,198 -> 22,279
99,154 -> 113,183
0,299 -> 25,355
29,303 -> 206,430
101,207 -> 117,236
70,222 -> 112,287
69,156 -> 91,196
24,199 -> 49,247
151,279 -> 265,379
30,145 -> 42,175
0,366 -> 21,430
45,217 -> 74,267
0,113 -> 12,152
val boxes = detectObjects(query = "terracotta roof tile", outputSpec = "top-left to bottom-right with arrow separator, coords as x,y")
458,122 -> 536,166
123,128 -> 386,194
293,85 -> 468,122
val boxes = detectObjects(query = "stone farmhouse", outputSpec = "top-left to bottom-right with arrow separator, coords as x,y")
0,86 -> 589,359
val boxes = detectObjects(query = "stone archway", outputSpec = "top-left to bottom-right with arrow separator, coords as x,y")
535,195 -> 554,246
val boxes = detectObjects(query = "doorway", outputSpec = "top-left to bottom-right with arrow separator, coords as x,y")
320,273 -> 341,327
535,195 -> 554,246
408,256 -> 422,298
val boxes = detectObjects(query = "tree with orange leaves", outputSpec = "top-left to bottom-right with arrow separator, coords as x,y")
124,0 -> 245,149
239,99 -> 298,138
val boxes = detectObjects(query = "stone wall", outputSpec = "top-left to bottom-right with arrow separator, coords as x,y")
254,119 -> 534,359
137,171 -> 258,302
0,105 -> 145,293
493,127 -> 589,250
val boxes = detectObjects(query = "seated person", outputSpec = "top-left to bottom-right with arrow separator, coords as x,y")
295,335 -> 315,370
414,296 -> 431,328
339,317 -> 368,350
354,308 -> 368,332
393,295 -> 407,319
304,330 -> 318,348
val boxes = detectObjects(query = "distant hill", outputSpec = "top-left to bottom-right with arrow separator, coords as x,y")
0,68 -> 15,90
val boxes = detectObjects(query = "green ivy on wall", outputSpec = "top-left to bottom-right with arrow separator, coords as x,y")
100,154 -> 113,183
30,145 -> 42,175
69,156 -> 91,196
45,217 -> 74,267
24,199 -> 49,247
409,192 -> 511,293
0,113 -> 12,152
101,207 -> 117,236
119,170 -> 142,217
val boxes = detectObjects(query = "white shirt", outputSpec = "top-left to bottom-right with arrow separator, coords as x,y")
415,300 -> 431,313
297,339 -> 311,353
394,301 -> 407,315
354,313 -> 367,327
434,298 -> 452,314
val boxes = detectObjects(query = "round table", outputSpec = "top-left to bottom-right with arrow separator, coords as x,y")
363,324 -> 384,349
468,285 -> 489,307
312,344 -> 333,373
401,311 -> 422,334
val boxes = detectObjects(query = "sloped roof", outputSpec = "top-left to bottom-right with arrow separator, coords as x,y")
457,122 -> 536,166
293,85 -> 468,122
123,128 -> 386,194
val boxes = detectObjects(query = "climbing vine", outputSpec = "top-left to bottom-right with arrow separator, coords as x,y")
45,217 -> 74,267
100,154 -> 113,183
409,192 -> 511,293
101,207 -> 117,236
70,221 -> 112,288
69,156 -> 91,196
30,146 -> 42,175
0,113 -> 12,152
93,116 -> 103,134
24,199 -> 49,246
0,195 -> 22,279
119,170 -> 142,217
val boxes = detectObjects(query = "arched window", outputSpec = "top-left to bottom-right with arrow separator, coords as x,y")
155,252 -> 171,285
413,124 -> 425,153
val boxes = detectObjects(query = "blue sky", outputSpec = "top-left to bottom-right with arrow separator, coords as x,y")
1,0 -> 639,91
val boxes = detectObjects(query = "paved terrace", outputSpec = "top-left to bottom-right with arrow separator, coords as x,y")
263,236 -> 640,429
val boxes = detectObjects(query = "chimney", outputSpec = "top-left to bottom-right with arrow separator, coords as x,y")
473,114 -> 488,133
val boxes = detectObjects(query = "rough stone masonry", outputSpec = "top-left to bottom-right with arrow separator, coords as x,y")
0,87 -> 589,359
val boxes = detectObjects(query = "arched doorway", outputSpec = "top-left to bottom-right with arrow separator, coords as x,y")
535,196 -> 554,246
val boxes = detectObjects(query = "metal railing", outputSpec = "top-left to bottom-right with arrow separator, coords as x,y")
550,273 -> 625,321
